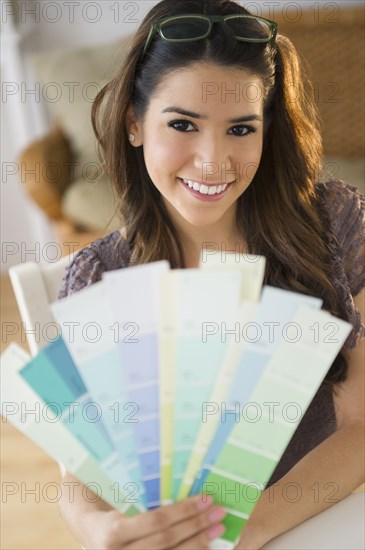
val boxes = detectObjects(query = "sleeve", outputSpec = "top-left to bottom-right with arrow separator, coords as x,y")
330,180 -> 365,298
320,179 -> 365,349
57,245 -> 105,299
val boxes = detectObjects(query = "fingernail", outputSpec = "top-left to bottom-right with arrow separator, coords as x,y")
207,523 -> 225,540
208,507 -> 227,523
195,495 -> 213,510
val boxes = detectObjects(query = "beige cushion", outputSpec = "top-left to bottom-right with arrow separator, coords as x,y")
30,38 -> 131,228
62,175 -> 121,232
31,38 -> 131,180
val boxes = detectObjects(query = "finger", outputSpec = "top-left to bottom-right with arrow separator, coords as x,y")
121,494 -> 215,543
123,505 -> 226,550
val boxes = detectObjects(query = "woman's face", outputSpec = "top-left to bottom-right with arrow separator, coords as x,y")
128,63 -> 264,230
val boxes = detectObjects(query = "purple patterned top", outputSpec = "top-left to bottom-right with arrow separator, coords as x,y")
58,179 -> 365,488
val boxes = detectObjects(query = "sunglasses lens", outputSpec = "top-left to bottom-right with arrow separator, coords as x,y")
160,17 -> 210,40
226,16 -> 272,40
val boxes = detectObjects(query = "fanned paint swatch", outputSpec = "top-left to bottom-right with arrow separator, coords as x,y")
1,259 -> 352,548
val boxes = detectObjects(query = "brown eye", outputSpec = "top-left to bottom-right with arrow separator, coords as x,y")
229,125 -> 256,136
168,119 -> 195,132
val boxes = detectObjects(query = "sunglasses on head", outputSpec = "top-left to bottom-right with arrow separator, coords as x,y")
140,13 -> 278,61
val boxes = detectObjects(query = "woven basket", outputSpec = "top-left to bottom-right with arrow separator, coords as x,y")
267,5 -> 364,157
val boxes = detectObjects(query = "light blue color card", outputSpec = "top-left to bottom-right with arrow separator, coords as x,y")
19,337 -> 144,510
52,281 -> 146,506
170,268 -> 243,500
104,260 -> 170,508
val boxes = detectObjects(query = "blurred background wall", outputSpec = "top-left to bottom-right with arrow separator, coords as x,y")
1,0 -> 156,271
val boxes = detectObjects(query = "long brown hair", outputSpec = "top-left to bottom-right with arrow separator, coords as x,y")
92,0 -> 348,388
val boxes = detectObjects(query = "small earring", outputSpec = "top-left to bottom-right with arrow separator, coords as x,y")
128,133 -> 135,142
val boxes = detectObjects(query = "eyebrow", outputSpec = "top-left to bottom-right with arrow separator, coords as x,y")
161,107 -> 262,123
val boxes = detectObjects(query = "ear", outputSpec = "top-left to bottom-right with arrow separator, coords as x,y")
126,105 -> 143,146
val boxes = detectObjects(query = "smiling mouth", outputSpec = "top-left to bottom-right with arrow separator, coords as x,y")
178,177 -> 234,196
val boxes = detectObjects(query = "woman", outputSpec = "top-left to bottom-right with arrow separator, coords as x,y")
58,0 -> 365,548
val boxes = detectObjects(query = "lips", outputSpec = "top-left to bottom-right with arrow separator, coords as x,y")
177,177 -> 233,201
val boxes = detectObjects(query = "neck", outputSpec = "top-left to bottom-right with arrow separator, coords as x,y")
168,206 -> 247,268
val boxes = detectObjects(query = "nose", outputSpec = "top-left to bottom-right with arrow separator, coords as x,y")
193,132 -> 236,183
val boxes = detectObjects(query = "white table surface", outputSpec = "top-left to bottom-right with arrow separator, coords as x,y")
211,492 -> 364,549
263,492 -> 365,549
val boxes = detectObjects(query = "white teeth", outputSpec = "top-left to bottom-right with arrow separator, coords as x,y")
181,178 -> 229,195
